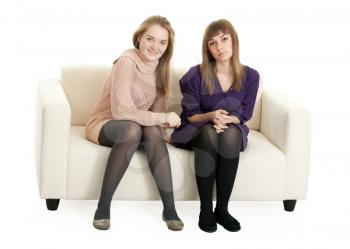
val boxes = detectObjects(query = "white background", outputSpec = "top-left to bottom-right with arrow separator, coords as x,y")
1,0 -> 350,248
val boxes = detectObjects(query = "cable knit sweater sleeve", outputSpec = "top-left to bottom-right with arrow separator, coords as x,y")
110,57 -> 166,126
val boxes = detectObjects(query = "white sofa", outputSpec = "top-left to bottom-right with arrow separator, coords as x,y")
35,65 -> 311,212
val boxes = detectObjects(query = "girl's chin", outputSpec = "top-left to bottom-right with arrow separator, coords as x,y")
215,56 -> 232,63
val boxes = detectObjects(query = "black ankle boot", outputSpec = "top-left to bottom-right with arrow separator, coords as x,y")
214,208 -> 241,232
198,211 -> 217,233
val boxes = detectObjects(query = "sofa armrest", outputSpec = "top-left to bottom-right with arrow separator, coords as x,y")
35,79 -> 71,198
260,87 -> 311,199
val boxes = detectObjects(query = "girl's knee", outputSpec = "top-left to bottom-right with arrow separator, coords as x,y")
142,126 -> 163,141
198,124 -> 217,139
219,125 -> 242,158
116,120 -> 142,143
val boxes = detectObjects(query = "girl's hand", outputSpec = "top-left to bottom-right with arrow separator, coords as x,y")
212,114 -> 240,133
213,123 -> 228,133
209,109 -> 229,126
224,115 -> 240,124
162,112 -> 181,128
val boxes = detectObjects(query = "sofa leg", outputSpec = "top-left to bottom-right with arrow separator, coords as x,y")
46,199 -> 60,211
283,200 -> 297,212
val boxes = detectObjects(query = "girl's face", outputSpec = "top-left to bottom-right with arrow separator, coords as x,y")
138,24 -> 169,61
207,31 -> 233,63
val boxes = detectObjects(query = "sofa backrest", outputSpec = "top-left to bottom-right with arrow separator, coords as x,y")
61,65 -> 262,130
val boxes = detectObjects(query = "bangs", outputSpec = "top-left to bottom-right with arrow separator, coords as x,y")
205,21 -> 231,41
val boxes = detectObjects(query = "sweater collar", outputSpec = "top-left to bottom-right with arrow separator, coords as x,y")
120,48 -> 159,74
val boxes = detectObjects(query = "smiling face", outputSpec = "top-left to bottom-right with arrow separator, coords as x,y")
207,32 -> 233,63
138,24 -> 169,61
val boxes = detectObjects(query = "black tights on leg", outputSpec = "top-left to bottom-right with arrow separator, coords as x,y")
94,120 -> 142,219
186,123 -> 242,231
186,124 -> 218,230
94,120 -> 179,221
215,124 -> 242,231
141,126 -> 180,220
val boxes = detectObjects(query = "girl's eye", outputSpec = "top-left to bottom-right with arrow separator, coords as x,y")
147,37 -> 153,41
208,42 -> 215,47
222,37 -> 228,41
160,41 -> 167,46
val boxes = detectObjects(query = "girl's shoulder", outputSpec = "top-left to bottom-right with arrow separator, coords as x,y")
180,64 -> 201,84
113,49 -> 137,65
244,65 -> 260,83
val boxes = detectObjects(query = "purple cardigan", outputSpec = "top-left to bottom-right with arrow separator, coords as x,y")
170,65 -> 260,152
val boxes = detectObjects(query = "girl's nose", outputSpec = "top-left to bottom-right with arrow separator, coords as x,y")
151,42 -> 158,50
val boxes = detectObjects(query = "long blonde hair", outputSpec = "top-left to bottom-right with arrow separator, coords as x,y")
201,19 -> 245,94
132,15 -> 175,97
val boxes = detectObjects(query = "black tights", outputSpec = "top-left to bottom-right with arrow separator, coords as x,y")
185,124 -> 242,216
94,120 -> 179,221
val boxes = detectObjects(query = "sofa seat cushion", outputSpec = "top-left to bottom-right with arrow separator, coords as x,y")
66,127 -> 286,200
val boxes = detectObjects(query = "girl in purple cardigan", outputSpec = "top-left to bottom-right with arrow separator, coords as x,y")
171,19 -> 260,232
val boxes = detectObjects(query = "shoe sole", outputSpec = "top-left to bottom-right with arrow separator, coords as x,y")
199,224 -> 217,233
216,220 -> 241,232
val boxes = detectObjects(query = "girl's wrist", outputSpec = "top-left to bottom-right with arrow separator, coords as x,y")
159,113 -> 167,125
206,112 -> 213,122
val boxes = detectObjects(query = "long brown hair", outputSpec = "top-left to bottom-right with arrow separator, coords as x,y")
133,15 -> 175,97
201,19 -> 245,94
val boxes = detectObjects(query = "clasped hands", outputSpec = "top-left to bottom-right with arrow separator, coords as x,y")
209,109 -> 240,133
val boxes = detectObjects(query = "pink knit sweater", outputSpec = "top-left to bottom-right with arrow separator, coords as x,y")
85,48 -> 167,144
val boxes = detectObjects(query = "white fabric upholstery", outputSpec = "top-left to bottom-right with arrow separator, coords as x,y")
260,88 -> 312,199
35,65 -> 311,201
35,79 -> 71,198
